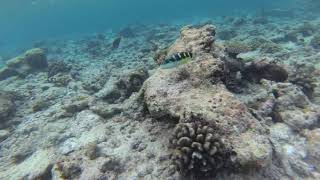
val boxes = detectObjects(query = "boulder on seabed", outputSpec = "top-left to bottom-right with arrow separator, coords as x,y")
0,48 -> 48,80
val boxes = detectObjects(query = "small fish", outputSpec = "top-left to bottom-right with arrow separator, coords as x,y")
158,52 -> 193,66
112,36 -> 121,49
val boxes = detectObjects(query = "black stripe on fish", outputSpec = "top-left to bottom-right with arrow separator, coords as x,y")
180,52 -> 186,58
161,52 -> 193,65
174,54 -> 180,61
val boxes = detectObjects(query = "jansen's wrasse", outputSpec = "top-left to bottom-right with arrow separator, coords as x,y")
159,52 -> 193,65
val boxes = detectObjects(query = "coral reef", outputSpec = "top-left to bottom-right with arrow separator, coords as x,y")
1,11 -> 320,180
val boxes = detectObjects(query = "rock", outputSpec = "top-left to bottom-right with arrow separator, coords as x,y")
90,102 -> 122,119
243,59 -> 288,83
247,38 -> 282,53
53,160 -> 82,179
99,157 -> 123,173
84,141 -> 99,160
63,99 -> 89,114
225,40 -> 251,58
233,131 -> 272,168
167,24 -> 216,56
270,123 -> 314,178
97,68 -> 148,104
272,83 -> 320,130
218,29 -> 237,40
304,128 -> 320,171
48,73 -> 72,87
23,48 -> 48,69
0,48 -> 47,80
237,51 -> 260,62
47,60 -> 71,78
310,34 -> 320,49
59,138 -> 78,155
288,62 -> 317,99
1,149 -> 54,180
0,129 -> 10,141
0,91 -> 15,126
32,98 -> 51,112
295,22 -> 316,37
143,24 -> 271,176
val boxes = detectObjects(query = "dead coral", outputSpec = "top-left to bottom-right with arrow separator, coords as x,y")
48,73 -> 72,87
288,62 -> 318,99
167,24 -> 216,55
0,91 -> 15,126
243,59 -> 288,83
259,41 -> 282,54
217,29 -> 237,40
101,68 -> 148,103
32,99 -> 51,112
84,40 -> 104,57
295,22 -> 317,37
310,34 -> 320,49
225,41 -> 251,58
100,156 -> 124,173
0,48 -> 47,80
153,48 -> 168,65
48,60 -> 71,78
247,37 -> 282,53
54,160 -> 82,179
84,141 -> 99,160
170,120 -> 237,177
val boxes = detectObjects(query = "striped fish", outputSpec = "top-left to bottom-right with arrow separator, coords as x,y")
160,52 -> 193,65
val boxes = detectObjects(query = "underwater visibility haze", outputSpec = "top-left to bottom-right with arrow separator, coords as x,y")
0,0 -> 320,179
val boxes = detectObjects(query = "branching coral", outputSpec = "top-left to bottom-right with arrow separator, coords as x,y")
170,120 -> 237,177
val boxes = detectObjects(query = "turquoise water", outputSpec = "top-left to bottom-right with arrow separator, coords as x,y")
0,0 -> 296,55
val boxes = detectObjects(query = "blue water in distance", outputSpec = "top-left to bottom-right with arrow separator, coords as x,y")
0,0 -> 298,56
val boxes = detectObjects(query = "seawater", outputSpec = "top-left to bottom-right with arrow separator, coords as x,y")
0,0 -> 299,56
